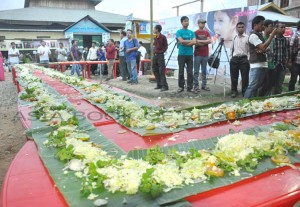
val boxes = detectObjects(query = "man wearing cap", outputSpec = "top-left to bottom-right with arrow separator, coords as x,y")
193,18 -> 211,94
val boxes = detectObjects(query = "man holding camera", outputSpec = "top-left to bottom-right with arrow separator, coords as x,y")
289,20 -> 300,91
244,16 -> 277,98
229,22 -> 250,98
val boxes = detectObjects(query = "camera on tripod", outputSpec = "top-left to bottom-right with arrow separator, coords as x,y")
220,37 -> 225,44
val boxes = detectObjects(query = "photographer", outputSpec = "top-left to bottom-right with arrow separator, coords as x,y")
288,20 -> 300,91
259,20 -> 276,96
244,16 -> 277,99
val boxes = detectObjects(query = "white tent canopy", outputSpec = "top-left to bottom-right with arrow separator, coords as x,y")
257,11 -> 300,24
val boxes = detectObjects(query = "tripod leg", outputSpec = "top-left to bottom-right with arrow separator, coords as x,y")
166,42 -> 177,67
213,48 -> 222,85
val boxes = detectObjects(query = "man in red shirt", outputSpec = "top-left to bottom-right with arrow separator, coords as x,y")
153,24 -> 168,91
105,39 -> 116,81
194,19 -> 211,93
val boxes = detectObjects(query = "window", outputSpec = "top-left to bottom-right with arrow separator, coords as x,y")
280,0 -> 289,8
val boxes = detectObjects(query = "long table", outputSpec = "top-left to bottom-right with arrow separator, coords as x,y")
2,69 -> 300,207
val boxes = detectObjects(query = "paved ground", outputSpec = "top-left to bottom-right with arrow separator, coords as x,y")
87,72 -> 240,109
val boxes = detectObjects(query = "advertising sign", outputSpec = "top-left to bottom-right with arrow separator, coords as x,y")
139,22 -> 151,34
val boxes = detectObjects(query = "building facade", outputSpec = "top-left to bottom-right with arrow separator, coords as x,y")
248,0 -> 300,18
0,0 -> 126,59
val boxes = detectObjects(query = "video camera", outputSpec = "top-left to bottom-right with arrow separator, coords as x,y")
220,37 -> 225,44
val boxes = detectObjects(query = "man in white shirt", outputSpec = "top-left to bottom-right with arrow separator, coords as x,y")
230,22 -> 250,98
55,42 -> 67,62
55,42 -> 67,71
87,41 -> 98,75
138,41 -> 147,60
137,41 -> 147,72
37,40 -> 51,67
8,42 -> 20,65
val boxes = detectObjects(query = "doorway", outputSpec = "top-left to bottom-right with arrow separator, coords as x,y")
83,35 -> 92,48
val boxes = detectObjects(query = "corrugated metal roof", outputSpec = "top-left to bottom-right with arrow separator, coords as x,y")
24,0 -> 103,7
0,21 -> 66,30
0,7 -> 128,24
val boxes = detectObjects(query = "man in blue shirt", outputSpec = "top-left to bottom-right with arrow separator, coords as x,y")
70,40 -> 81,76
124,29 -> 139,84
119,31 -> 128,81
176,16 -> 196,92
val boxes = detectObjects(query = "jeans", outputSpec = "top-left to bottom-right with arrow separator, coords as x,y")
229,56 -> 250,95
178,55 -> 193,90
289,63 -> 300,91
126,59 -> 138,82
273,64 -> 286,95
40,60 -> 49,68
71,64 -> 81,76
152,54 -> 168,89
244,67 -> 267,98
119,56 -> 128,80
194,56 -> 208,88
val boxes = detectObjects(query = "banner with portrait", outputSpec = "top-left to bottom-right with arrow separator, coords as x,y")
159,6 -> 258,78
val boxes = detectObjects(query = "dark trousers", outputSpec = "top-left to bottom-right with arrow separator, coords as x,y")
91,59 -> 98,75
273,64 -> 286,95
289,63 -> 300,91
229,56 -> 250,95
119,56 -> 128,80
259,69 -> 276,96
152,54 -> 168,89
178,55 -> 193,90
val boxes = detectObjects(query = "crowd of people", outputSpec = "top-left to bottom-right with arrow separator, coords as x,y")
66,31 -> 148,84
2,15 -> 300,99
173,15 -> 300,98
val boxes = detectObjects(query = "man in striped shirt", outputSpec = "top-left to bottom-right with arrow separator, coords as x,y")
272,22 -> 290,95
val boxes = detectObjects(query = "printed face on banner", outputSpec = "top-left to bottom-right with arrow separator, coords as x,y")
159,7 -> 257,77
